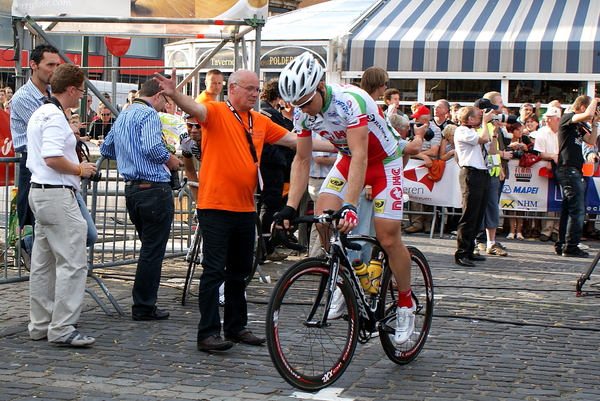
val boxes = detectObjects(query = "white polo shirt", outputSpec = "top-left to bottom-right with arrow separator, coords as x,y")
26,103 -> 80,190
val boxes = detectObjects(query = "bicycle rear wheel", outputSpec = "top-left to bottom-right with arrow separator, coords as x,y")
378,246 -> 433,364
266,258 -> 359,391
245,215 -> 262,286
182,228 -> 202,306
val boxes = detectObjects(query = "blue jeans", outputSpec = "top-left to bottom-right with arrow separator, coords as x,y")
76,193 -> 98,248
197,209 -> 255,341
125,182 -> 174,315
556,166 -> 586,249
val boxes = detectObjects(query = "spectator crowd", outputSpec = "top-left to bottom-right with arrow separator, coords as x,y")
6,44 -> 600,351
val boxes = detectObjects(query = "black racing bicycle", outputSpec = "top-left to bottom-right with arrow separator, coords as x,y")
181,213 -> 264,306
265,210 -> 434,391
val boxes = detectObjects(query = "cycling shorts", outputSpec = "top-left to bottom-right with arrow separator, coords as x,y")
319,154 -> 404,220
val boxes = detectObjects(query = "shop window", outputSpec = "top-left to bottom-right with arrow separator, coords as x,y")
127,38 -> 163,59
389,79 -> 418,102
425,79 -> 500,103
0,16 -> 12,47
509,80 -> 585,104
48,35 -> 100,53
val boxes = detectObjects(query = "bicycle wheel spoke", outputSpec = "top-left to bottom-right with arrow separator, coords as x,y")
267,261 -> 358,391
378,246 -> 433,364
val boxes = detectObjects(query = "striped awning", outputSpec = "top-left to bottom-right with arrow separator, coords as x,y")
347,0 -> 600,75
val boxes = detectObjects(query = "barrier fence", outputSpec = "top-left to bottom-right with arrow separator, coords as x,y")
0,156 -> 195,316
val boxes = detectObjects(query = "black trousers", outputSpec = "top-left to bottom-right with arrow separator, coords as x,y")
456,167 -> 490,259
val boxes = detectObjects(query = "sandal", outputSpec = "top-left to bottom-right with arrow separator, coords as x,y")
506,233 -> 515,240
516,232 -> 525,241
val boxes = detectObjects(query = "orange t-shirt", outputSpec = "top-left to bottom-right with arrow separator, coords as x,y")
199,102 -> 288,212
195,91 -> 215,103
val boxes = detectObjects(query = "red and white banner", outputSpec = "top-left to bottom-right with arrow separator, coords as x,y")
403,158 -> 462,208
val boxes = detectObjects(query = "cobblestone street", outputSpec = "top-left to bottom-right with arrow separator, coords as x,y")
2,235 -> 600,400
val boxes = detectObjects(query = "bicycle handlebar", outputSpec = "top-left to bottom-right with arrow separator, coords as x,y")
276,210 -> 362,252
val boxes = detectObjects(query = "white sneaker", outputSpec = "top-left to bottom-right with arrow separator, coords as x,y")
394,303 -> 416,345
51,330 -> 95,347
328,287 -> 346,319
219,283 -> 225,306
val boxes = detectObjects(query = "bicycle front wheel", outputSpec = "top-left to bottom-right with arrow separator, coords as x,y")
266,258 -> 359,391
378,246 -> 433,364
182,228 -> 202,306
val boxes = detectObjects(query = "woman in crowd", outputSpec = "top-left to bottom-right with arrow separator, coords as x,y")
505,122 -> 533,240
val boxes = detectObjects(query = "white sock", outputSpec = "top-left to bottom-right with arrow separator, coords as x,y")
487,241 -> 495,249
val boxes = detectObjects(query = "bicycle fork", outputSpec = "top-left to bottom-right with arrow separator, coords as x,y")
303,258 -> 342,328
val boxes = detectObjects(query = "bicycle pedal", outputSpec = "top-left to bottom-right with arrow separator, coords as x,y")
379,323 -> 395,334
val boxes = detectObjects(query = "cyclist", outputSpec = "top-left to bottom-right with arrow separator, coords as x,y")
275,52 -> 417,344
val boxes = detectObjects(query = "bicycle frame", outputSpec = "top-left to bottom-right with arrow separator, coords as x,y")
312,228 -> 383,333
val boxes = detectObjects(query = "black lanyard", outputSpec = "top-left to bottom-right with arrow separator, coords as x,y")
226,100 -> 258,164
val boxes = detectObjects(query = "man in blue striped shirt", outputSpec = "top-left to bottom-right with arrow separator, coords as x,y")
101,79 -> 183,321
10,44 -> 60,263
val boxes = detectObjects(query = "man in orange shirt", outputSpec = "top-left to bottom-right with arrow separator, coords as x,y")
155,69 -> 334,351
194,69 -> 223,103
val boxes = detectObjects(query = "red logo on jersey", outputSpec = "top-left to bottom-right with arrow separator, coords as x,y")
390,187 -> 403,200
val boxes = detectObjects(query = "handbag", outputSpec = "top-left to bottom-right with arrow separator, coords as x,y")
518,153 -> 541,168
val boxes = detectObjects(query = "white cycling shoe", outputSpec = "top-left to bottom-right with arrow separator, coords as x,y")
394,303 -> 416,345
328,287 -> 346,319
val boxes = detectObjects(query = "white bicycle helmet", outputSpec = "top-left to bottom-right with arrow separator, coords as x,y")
279,52 -> 324,104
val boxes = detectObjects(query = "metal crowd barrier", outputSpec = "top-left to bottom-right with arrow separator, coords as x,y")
82,156 -> 194,315
0,156 -> 195,317
0,157 -> 28,284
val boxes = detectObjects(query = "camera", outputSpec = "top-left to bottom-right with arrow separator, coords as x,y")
170,169 -> 181,190
88,171 -> 102,182
409,122 -> 435,142
512,149 -> 524,159
491,113 -> 518,124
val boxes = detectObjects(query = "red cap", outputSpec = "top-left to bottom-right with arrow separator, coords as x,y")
410,105 -> 430,119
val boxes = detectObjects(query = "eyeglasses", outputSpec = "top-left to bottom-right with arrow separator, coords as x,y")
74,87 -> 85,93
290,91 -> 317,108
101,113 -> 111,116
161,93 -> 170,104
186,122 -> 201,129
233,83 -> 261,93
69,121 -> 79,125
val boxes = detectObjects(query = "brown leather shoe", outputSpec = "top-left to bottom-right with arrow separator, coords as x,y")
404,224 -> 423,234
225,329 -> 266,345
197,335 -> 233,351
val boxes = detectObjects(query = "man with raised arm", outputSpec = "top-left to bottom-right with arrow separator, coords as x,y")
154,68 -> 335,352
274,52 -> 418,345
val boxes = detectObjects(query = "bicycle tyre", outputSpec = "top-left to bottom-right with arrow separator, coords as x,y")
266,258 -> 359,391
378,246 -> 433,364
182,228 -> 202,306
245,215 -> 262,286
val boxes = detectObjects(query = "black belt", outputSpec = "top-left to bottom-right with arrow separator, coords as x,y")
125,179 -> 158,186
31,183 -> 76,192
461,166 -> 487,172
309,176 -> 326,179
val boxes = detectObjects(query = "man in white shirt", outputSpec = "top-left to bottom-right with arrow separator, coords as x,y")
534,107 -> 561,242
27,63 -> 98,347
454,106 -> 495,267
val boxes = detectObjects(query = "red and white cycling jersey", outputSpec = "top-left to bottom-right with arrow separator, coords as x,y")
295,84 -> 405,220
295,84 -> 401,163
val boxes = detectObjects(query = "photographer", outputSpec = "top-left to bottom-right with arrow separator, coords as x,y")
454,106 -> 495,267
